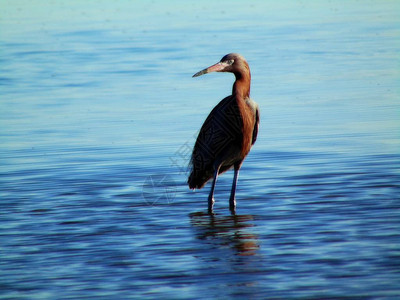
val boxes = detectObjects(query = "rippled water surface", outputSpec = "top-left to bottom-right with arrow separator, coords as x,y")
1,1 -> 400,299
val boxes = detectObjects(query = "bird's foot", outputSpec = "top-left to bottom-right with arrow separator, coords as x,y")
208,196 -> 215,214
229,197 -> 236,213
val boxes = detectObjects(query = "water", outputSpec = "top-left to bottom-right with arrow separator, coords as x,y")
1,1 -> 399,299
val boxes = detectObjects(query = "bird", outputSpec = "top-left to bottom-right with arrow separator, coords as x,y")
188,53 -> 259,213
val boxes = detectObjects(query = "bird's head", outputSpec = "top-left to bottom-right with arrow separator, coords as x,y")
192,53 -> 249,78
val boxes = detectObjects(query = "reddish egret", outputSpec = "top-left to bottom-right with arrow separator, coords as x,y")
188,53 -> 259,213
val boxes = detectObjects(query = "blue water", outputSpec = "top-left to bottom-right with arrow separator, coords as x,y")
1,1 -> 400,299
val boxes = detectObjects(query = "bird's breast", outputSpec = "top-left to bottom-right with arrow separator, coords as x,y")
238,97 -> 257,157
245,98 -> 258,114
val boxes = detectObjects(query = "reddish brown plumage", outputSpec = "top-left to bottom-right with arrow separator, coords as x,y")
188,53 -> 259,212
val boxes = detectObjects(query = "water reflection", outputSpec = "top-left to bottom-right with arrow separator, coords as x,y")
189,212 -> 259,256
188,211 -> 264,296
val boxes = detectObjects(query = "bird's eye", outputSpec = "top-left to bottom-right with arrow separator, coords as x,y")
227,59 -> 234,65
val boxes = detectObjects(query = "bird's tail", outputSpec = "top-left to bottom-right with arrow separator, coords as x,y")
188,169 -> 211,190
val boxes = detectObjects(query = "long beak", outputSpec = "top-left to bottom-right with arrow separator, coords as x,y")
192,62 -> 227,77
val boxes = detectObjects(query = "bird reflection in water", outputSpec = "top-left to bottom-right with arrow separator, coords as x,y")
189,211 -> 259,256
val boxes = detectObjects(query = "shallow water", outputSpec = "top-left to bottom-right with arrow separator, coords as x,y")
1,1 -> 400,299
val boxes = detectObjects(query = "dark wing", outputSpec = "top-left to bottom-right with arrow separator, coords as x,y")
188,96 -> 242,189
251,104 -> 260,145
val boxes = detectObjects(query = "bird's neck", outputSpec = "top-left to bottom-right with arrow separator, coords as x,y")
232,70 -> 251,100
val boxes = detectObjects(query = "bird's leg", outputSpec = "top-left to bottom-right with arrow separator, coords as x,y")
208,165 -> 221,213
229,163 -> 241,213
